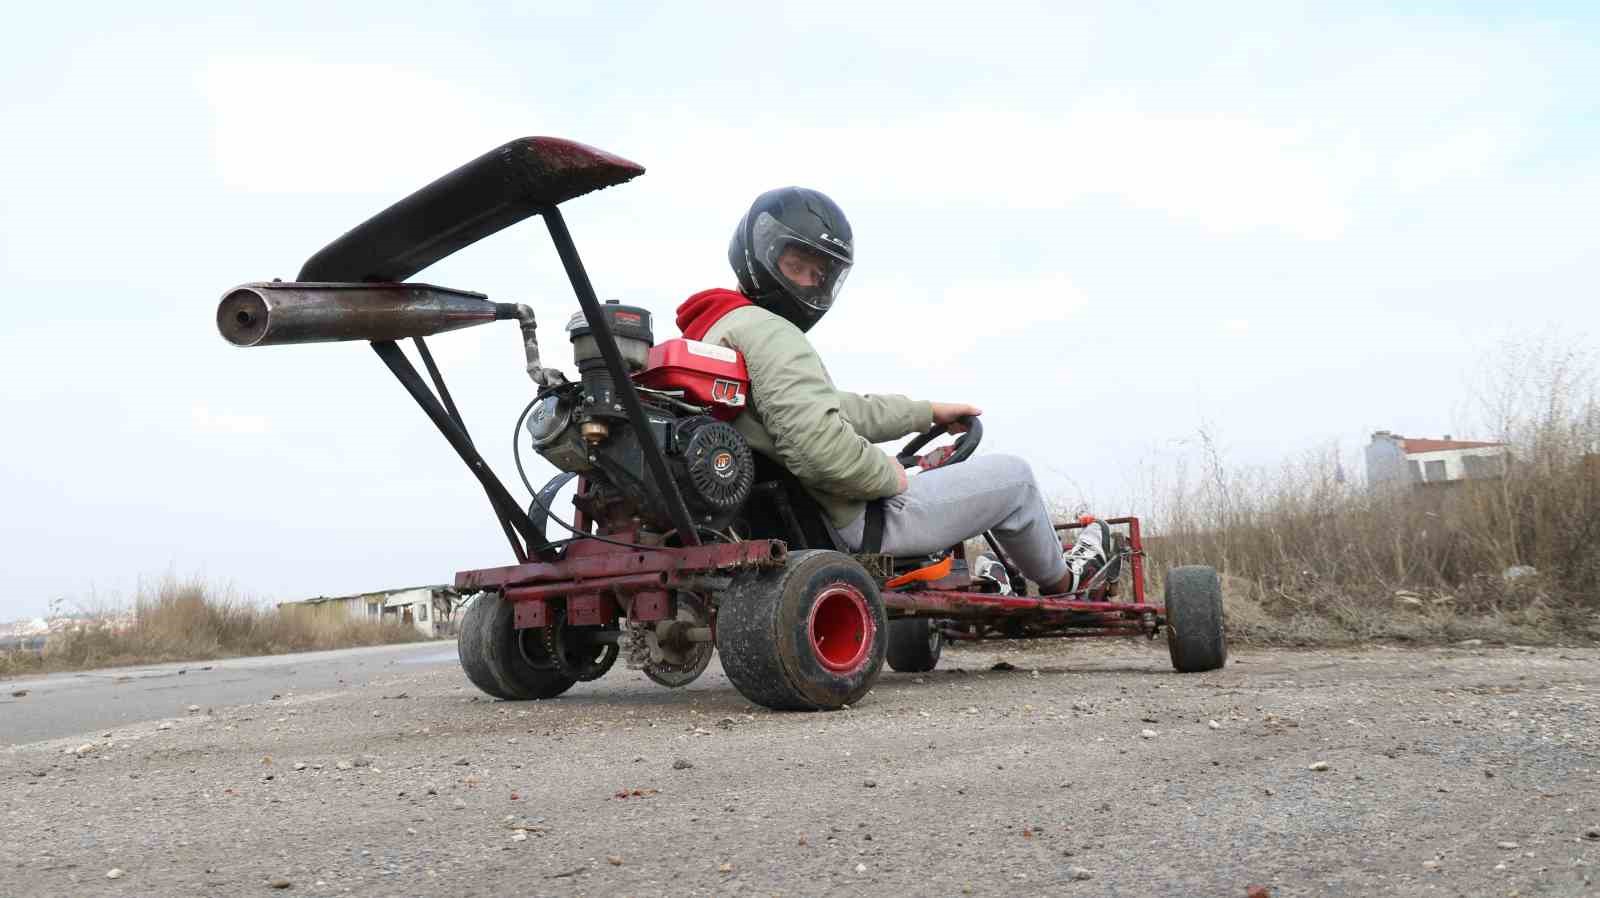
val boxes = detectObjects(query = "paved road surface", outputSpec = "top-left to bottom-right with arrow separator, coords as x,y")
3,640 -> 1598,896
0,642 -> 457,746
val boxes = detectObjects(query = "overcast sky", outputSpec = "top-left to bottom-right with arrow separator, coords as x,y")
1,2 -> 1596,618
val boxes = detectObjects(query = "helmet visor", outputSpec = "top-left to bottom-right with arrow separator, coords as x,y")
751,211 -> 852,312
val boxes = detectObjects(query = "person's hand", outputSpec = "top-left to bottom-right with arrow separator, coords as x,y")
893,463 -> 909,494
930,402 -> 983,433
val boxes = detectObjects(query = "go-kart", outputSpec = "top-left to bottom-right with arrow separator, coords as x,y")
216,137 -> 1227,712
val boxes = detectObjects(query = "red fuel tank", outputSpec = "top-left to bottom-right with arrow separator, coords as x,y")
634,338 -> 749,421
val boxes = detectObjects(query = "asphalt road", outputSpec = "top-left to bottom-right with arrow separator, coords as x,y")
3,639 -> 1598,897
0,642 -> 458,746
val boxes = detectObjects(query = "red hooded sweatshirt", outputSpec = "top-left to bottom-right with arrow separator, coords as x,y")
675,288 -> 752,340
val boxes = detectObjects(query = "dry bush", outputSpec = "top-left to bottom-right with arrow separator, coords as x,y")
1,574 -> 424,677
1137,334 -> 1600,646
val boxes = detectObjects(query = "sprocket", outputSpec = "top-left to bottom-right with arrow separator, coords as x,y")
545,612 -> 619,682
642,592 -> 714,688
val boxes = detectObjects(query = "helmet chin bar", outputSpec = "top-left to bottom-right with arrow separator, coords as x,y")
753,288 -> 827,333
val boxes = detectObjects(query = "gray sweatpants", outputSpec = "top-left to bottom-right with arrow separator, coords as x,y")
837,454 -> 1068,586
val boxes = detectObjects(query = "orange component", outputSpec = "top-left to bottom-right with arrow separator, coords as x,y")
1078,513 -> 1097,526
885,555 -> 954,589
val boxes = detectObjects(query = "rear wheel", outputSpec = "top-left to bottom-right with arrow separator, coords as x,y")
716,550 -> 887,711
1165,565 -> 1227,672
885,617 -> 943,673
458,592 -> 577,700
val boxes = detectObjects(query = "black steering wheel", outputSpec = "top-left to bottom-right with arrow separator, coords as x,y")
896,415 -> 982,471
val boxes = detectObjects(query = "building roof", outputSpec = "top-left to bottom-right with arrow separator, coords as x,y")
283,584 -> 450,607
1401,437 -> 1506,454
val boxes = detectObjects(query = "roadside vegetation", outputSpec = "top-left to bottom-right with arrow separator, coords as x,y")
1132,335 -> 1600,646
0,574 -> 425,678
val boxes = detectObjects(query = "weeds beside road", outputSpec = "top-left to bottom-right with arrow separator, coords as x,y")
0,575 -> 425,679
1129,335 -> 1600,647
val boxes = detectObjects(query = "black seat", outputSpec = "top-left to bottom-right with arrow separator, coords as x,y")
740,452 -> 850,552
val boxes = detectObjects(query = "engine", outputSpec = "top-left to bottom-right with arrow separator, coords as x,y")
526,301 -> 756,535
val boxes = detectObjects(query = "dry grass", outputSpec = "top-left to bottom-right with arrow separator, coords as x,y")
1133,334 -> 1600,646
0,574 -> 426,678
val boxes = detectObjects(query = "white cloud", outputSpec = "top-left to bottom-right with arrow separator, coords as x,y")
191,404 -> 269,436
635,99 -> 1363,241
203,58 -> 537,194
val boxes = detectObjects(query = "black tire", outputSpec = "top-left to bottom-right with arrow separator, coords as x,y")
458,592 -> 577,700
1165,565 -> 1227,673
458,593 -> 514,700
885,617 -> 942,673
716,550 -> 887,711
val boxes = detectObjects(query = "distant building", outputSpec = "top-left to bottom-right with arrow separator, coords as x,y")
278,585 -> 459,637
1365,431 -> 1509,488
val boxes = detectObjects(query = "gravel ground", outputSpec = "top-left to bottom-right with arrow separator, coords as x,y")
4,639 -> 1599,897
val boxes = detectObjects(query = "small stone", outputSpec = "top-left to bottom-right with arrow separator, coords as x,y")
336,761 -> 353,771
863,780 -> 877,788
718,862 -> 734,873
293,762 -> 307,771
425,784 -> 439,795
1584,827 -> 1600,841
106,868 -> 124,880
1422,859 -> 1440,871
269,879 -> 291,889
352,756 -> 373,768
1067,866 -> 1094,880
607,855 -> 623,866
156,722 -> 173,731
855,862 -> 868,873
991,661 -> 1016,671
673,759 -> 694,770
187,704 -> 200,713
1140,729 -> 1158,740
1246,886 -> 1272,898
510,831 -> 528,842
1497,841 -> 1519,850
1207,720 -> 1221,730
452,798 -> 467,810
72,743 -> 95,756
1308,761 -> 1330,772
454,757 -> 471,766
9,690 -> 26,698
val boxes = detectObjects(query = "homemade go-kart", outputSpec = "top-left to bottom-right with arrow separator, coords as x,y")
217,137 -> 1226,711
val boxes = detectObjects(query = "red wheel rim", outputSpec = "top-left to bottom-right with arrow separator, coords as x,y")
807,582 -> 873,673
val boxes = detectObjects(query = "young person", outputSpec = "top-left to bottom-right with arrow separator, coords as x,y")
675,187 -> 1107,593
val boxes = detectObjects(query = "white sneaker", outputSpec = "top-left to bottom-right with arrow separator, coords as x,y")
1060,520 -> 1109,592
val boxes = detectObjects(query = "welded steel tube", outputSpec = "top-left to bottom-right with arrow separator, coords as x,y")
216,281 -> 520,347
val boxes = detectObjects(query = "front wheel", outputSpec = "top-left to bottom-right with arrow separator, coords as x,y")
458,592 -> 577,700
1165,565 -> 1227,673
716,550 -> 887,711
885,617 -> 943,673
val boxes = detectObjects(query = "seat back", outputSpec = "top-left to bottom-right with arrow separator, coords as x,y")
740,453 -> 849,552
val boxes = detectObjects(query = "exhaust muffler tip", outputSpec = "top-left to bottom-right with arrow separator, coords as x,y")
217,286 -> 271,347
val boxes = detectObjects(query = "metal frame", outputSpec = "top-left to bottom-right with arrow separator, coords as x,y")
455,515 -> 1164,641
363,207 -> 707,563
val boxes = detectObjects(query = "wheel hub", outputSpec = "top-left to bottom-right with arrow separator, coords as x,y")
808,582 -> 873,673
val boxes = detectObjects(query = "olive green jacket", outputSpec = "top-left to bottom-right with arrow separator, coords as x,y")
700,305 -> 933,529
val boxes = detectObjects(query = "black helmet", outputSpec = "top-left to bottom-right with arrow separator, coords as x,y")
727,187 -> 853,332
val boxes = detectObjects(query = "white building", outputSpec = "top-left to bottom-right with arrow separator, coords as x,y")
278,585 -> 458,637
1365,431 -> 1509,488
